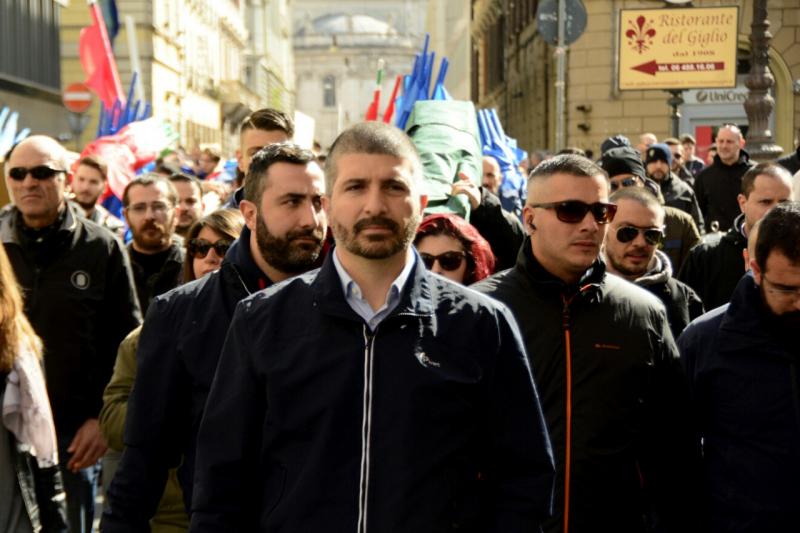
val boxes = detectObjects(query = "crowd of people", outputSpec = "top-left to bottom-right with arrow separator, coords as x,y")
1,107 -> 799,533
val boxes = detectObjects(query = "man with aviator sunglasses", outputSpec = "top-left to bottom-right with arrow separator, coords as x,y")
2,136 -> 141,532
603,187 -> 704,339
475,154 -> 701,533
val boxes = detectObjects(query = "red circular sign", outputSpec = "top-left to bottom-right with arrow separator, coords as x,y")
63,82 -> 93,113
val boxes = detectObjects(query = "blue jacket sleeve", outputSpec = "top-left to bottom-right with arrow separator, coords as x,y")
101,297 -> 188,532
190,302 -> 265,532
486,305 -> 555,532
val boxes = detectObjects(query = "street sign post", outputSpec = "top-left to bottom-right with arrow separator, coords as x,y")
63,82 -> 93,113
618,7 -> 739,91
536,0 -> 587,47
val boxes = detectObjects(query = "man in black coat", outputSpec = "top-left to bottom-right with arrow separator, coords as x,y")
776,142 -> 799,175
101,144 -> 328,531
678,202 -> 800,533
602,187 -> 704,339
645,143 -> 704,232
2,136 -> 141,532
679,162 -> 793,310
190,122 -> 555,532
694,124 -> 756,231
474,154 -> 701,533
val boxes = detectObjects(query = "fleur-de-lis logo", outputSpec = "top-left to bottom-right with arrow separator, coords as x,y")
626,15 -> 656,54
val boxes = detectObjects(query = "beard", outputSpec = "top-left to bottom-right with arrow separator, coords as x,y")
648,168 -> 667,182
75,191 -> 102,211
132,220 -> 172,252
332,213 -> 420,260
255,215 -> 324,274
759,284 -> 800,331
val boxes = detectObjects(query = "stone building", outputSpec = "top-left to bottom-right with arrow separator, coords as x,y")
472,0 -> 800,158
293,0 -> 427,149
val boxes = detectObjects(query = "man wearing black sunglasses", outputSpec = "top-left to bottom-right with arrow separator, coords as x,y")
603,187 -> 704,339
475,154 -> 701,533
1,136 -> 141,532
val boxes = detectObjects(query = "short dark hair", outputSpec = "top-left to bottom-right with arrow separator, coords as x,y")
325,122 -> 422,194
168,172 -> 203,199
240,108 -> 294,138
122,173 -> 178,207
557,146 -> 586,157
679,134 -> 696,145
741,162 -> 792,198
244,143 -> 315,205
663,137 -> 680,147
528,153 -> 608,183
183,208 -> 244,282
610,186 -> 664,220
78,156 -> 108,180
755,201 -> 800,271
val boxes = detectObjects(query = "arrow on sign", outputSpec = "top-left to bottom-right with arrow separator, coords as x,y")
632,60 -> 725,76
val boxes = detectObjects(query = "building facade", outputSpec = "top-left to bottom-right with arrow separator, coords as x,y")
60,0 -> 295,155
472,0 -> 800,158
293,0 -> 427,149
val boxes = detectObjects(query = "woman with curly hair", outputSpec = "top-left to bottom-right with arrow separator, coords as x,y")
1,242 -> 68,532
414,213 -> 496,285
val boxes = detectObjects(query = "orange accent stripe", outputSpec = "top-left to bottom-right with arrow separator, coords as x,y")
563,326 -> 573,533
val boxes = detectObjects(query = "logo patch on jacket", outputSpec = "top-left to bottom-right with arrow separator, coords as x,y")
71,271 -> 90,290
415,350 -> 441,368
594,343 -> 621,350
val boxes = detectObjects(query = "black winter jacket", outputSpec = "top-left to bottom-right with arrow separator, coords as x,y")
659,172 -> 704,233
632,250 -> 705,340
190,251 -> 555,533
0,204 -> 141,437
677,214 -> 747,311
102,226 -> 271,532
473,242 -> 702,533
678,273 -> 800,532
776,146 -> 800,175
694,151 -> 755,231
127,238 -> 185,315
662,206 -> 700,273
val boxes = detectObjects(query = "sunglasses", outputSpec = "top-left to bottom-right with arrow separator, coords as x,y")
8,166 -> 66,181
188,238 -> 232,259
610,177 -> 640,191
420,251 -> 466,271
529,200 -> 617,224
616,226 -> 664,246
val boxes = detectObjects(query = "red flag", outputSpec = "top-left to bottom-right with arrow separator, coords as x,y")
382,75 -> 403,124
79,1 -> 124,109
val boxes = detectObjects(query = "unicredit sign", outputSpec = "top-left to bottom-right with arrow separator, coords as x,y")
685,87 -> 750,105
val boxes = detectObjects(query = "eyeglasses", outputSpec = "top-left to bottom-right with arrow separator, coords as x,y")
616,226 -> 664,246
762,276 -> 800,300
610,177 -> 640,191
529,200 -> 617,225
8,166 -> 66,181
126,201 -> 172,216
420,251 -> 466,271
188,238 -> 232,259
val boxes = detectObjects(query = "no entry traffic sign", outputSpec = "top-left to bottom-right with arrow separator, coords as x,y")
63,83 -> 93,113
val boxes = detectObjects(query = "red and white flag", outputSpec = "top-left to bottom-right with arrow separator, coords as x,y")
79,0 -> 125,109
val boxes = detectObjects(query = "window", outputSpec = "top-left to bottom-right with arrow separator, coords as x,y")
323,75 -> 336,107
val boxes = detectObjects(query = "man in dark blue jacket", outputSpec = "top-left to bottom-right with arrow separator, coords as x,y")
190,122 -> 555,532
101,144 -> 327,531
678,201 -> 800,532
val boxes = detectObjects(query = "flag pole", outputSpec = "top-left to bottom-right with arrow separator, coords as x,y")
125,15 -> 144,102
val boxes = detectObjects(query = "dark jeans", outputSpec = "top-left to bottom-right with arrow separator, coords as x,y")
58,437 -> 100,533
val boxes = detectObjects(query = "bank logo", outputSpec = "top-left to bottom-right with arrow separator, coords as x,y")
626,15 -> 656,54
71,271 -> 90,290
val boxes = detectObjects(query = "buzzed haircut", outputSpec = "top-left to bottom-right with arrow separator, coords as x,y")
240,108 -> 294,138
755,201 -> 800,270
741,162 -> 792,198
557,146 -> 587,157
78,155 -> 108,180
718,123 -> 743,139
663,137 -> 680,146
122,173 -> 178,207
610,186 -> 665,222
679,134 -> 696,145
244,143 -> 315,206
324,121 -> 422,194
528,153 -> 608,183
168,172 -> 203,198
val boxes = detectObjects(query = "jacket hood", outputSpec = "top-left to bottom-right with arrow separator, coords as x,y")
634,249 -> 672,287
713,148 -> 751,168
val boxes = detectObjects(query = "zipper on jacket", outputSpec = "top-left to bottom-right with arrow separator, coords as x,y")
561,294 -> 574,533
357,325 -> 377,533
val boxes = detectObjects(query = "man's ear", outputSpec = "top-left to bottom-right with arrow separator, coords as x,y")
737,193 -> 747,213
522,204 -> 536,235
236,149 -> 244,173
750,256 -> 763,285
239,199 -> 258,232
